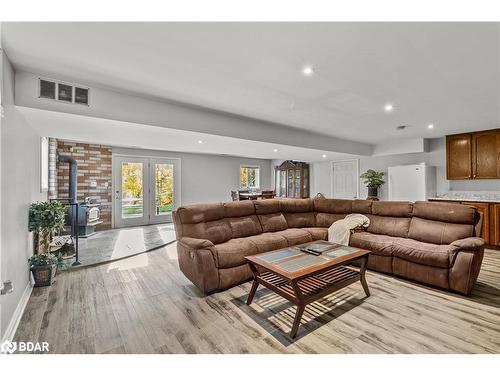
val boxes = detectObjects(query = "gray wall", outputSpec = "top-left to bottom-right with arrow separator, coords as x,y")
113,147 -> 272,205
310,137 -> 500,200
1,52 -> 46,338
15,70 -> 372,156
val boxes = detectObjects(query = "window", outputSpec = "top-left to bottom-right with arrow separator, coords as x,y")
240,166 -> 260,189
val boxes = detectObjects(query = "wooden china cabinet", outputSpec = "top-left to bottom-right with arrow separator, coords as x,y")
274,160 -> 310,199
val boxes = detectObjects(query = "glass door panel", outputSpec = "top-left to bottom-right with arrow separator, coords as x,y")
121,162 -> 144,219
149,158 -> 180,224
114,157 -> 149,228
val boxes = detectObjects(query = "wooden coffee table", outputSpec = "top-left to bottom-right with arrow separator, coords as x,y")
245,240 -> 370,338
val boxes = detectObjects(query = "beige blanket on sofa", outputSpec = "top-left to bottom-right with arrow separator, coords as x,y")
327,214 -> 370,245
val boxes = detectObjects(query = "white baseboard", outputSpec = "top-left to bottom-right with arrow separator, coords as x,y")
1,283 -> 32,343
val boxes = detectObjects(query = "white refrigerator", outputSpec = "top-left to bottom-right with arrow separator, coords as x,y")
388,163 -> 436,201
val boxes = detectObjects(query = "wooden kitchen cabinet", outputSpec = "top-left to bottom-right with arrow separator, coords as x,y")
446,129 -> 500,180
446,134 -> 472,179
460,202 -> 490,244
471,130 -> 500,179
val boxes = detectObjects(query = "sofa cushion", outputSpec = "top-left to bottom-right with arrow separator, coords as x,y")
228,215 -> 262,238
315,213 -> 346,228
302,227 -> 328,241
284,212 -> 315,228
275,228 -> 313,246
313,198 -> 352,214
246,232 -> 288,252
181,219 -> 232,245
371,201 -> 413,217
257,213 -> 288,232
349,232 -> 394,256
223,200 -> 256,217
213,238 -> 259,268
392,238 -> 454,268
176,202 -> 225,223
254,199 -> 281,214
366,215 -> 411,238
413,201 -> 476,224
352,200 -> 372,214
279,198 -> 314,212
408,217 -> 474,245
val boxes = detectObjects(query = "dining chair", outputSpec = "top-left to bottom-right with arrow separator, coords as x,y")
231,191 -> 239,201
238,190 -> 250,200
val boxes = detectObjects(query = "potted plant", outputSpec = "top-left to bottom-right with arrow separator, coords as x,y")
28,200 -> 66,287
28,253 -> 62,287
360,169 -> 385,200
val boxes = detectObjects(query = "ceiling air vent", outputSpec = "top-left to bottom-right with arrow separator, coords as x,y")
38,78 -> 89,106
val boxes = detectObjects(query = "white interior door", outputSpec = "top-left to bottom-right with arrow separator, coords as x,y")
332,159 -> 359,199
113,156 -> 180,228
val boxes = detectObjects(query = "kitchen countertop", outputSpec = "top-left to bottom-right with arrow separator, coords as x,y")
429,197 -> 500,204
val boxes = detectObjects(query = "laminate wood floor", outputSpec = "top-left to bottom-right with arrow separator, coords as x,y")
14,245 -> 500,354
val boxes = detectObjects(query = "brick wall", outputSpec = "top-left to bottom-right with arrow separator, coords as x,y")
56,140 -> 112,230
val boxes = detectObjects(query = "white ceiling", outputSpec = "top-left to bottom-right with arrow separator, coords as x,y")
3,22 -> 500,144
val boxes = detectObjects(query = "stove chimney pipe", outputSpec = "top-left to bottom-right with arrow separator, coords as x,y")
58,154 -> 78,204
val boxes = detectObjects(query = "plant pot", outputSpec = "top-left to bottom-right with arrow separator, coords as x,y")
367,187 -> 379,199
31,264 -> 57,287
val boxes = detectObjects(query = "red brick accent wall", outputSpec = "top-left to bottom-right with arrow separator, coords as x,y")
57,140 -> 112,230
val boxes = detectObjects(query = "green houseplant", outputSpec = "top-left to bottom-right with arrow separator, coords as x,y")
360,169 -> 385,199
28,201 -> 66,287
28,253 -> 62,287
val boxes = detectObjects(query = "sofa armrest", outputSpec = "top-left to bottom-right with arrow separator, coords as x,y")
451,237 -> 485,250
178,237 -> 214,250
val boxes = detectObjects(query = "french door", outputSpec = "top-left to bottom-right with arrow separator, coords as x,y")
113,156 -> 181,228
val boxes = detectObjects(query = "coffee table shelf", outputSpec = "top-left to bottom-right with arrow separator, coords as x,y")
245,241 -> 370,338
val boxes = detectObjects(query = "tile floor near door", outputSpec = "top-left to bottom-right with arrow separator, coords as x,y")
14,245 -> 500,354
74,224 -> 176,266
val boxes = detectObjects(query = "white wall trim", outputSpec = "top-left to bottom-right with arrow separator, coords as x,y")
331,159 -> 360,199
1,283 -> 32,343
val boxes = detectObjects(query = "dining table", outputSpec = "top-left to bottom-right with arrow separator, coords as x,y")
238,192 -> 263,200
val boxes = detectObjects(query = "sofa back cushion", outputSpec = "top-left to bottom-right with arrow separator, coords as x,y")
408,201 -> 476,244
254,199 -> 288,232
313,198 -> 353,214
367,201 -> 413,238
366,215 -> 411,237
315,213 -> 347,228
223,201 -> 262,238
176,202 -> 232,244
352,199 -> 372,214
280,198 -> 315,228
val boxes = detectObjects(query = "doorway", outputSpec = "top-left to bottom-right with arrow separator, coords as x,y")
113,156 -> 181,228
332,159 -> 359,199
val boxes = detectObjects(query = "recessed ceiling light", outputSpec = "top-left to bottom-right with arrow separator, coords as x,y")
384,103 -> 394,113
427,123 -> 434,129
273,149 -> 278,153
322,154 -> 327,158
197,140 -> 203,144
302,65 -> 314,76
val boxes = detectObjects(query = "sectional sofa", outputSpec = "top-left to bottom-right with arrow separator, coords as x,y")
172,198 -> 485,296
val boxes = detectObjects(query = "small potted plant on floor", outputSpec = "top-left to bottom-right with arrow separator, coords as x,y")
28,200 -> 66,287
360,169 -> 385,200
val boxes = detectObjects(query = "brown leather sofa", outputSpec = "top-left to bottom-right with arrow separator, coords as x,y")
172,199 -> 484,296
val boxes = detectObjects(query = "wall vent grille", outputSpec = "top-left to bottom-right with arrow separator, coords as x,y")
39,78 -> 89,106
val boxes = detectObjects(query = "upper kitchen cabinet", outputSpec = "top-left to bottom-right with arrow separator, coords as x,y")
472,130 -> 500,179
446,129 -> 500,180
446,133 -> 472,179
